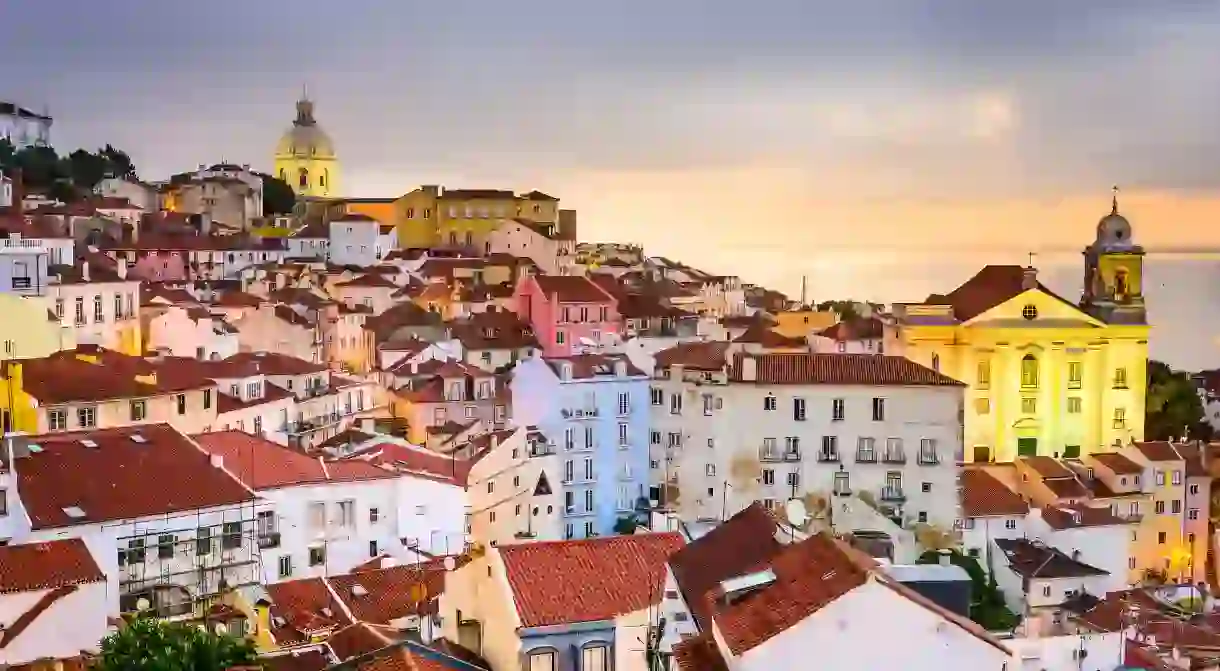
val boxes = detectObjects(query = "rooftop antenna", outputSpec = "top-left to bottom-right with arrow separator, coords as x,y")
800,276 -> 808,308
1027,251 -> 1036,269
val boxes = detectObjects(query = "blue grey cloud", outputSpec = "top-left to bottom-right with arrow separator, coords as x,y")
5,0 -> 1220,196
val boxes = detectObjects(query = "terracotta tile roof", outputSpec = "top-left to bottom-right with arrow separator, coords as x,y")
672,632 -> 728,671
994,538 -> 1108,579
532,275 -> 615,304
1042,477 -> 1091,499
17,424 -> 255,529
712,533 -> 871,654
215,382 -> 296,413
1020,455 -> 1075,479
817,317 -> 885,341
446,312 -> 538,351
654,341 -> 731,371
498,532 -> 685,627
960,469 -> 1030,517
224,351 -> 328,375
730,352 -> 964,387
193,431 -> 393,489
924,265 -> 1082,322
17,348 -> 215,405
211,290 -> 264,307
731,324 -> 807,348
520,189 -> 558,201
260,646 -> 335,671
437,188 -> 515,201
1041,504 -> 1130,529
328,559 -> 447,623
1132,441 -> 1184,463
668,503 -> 784,631
327,621 -> 394,661
0,539 -> 105,593
543,353 -> 647,380
266,577 -> 352,645
719,313 -> 776,328
1088,452 -> 1143,475
1170,442 -> 1209,478
337,273 -> 399,289
340,442 -> 475,486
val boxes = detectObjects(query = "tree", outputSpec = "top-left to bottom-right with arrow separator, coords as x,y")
0,137 -> 15,171
96,616 -> 258,671
99,143 -> 137,180
253,171 -> 297,215
65,148 -> 110,190
917,549 -> 1020,631
1146,360 -> 1211,441
13,144 -> 65,189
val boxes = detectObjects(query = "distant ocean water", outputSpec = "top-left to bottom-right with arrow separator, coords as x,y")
670,245 -> 1220,372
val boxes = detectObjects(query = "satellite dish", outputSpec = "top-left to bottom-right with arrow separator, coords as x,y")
443,556 -> 456,571
136,597 -> 151,611
784,498 -> 808,528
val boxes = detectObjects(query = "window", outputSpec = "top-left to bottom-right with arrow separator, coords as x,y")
618,423 -> 629,447
1041,584 -> 1051,597
309,546 -> 326,566
1068,361 -> 1083,389
308,502 -> 326,529
1114,367 -> 1128,389
1113,408 -> 1126,428
1021,397 -> 1037,414
1155,500 -> 1165,514
114,293 -> 123,320
1020,354 -> 1039,388
871,397 -> 885,421
703,394 -> 715,416
581,645 -> 609,671
975,398 -> 990,415
618,392 -> 630,416
786,471 -> 800,488
93,295 -> 103,323
222,522 -> 242,549
175,394 -> 186,415
764,395 -> 777,411
1067,397 -> 1082,414
1155,470 -> 1166,486
203,389 -> 212,410
77,406 -> 96,428
650,388 -> 663,405
127,538 -> 146,564
1190,483 -> 1200,495
584,490 -> 594,511
337,500 -> 355,527
669,393 -> 682,415
793,398 -> 806,421
196,527 -> 213,555
930,353 -> 940,371
1189,508 -> 1200,521
48,409 -> 66,431
976,360 -> 991,389
54,298 -> 63,319
585,426 -> 594,449
1172,500 -> 1182,514
1172,470 -> 1182,486
528,650 -> 556,671
157,534 -> 174,559
278,556 -> 292,578
831,398 -> 844,421
130,400 -> 146,421
1023,304 -> 1039,320
555,331 -> 565,345
74,297 -> 84,324
833,471 -> 850,495
1005,519 -> 1017,530
818,436 -> 836,461
584,458 -> 594,480
1158,532 -> 1167,544
369,540 -> 379,557
856,437 -> 876,462
762,470 -> 775,485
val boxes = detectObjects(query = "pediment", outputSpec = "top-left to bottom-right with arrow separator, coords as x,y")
965,288 -> 1103,328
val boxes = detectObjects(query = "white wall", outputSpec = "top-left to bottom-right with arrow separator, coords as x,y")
0,580 -> 109,665
961,516 -> 1027,568
1004,630 -> 1127,671
329,221 -> 380,267
730,578 -> 1009,671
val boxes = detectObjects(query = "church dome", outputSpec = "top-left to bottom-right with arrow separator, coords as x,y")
1094,187 -> 1133,248
275,97 -> 335,159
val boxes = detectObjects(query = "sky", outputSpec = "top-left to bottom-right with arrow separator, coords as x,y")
7,1 -> 1220,305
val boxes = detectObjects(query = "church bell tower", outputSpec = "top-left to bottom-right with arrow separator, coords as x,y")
1081,186 -> 1146,324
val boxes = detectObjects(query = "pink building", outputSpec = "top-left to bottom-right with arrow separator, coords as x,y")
514,275 -> 619,356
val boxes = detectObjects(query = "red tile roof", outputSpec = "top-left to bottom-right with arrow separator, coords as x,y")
339,443 -> 475,486
730,352 -> 964,386
498,532 -> 684,627
532,275 -> 615,304
17,424 -> 255,529
327,559 -> 447,623
668,503 -> 784,631
817,317 -> 885,341
960,469 -> 1030,517
924,265 -> 1081,322
1019,455 -> 1074,479
543,353 -> 647,379
224,351 -> 328,375
266,577 -> 352,645
672,632 -> 729,671
1132,441 -> 1184,462
327,622 -> 395,662
654,341 -> 731,371
17,348 -> 215,404
1040,504 -> 1130,529
337,274 -> 399,289
0,539 -> 105,593
192,431 -> 393,489
1088,452 -> 1143,475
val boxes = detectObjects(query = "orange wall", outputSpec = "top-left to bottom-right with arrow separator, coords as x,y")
345,201 -> 397,224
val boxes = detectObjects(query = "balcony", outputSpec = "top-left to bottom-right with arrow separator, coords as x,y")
815,450 -> 837,463
257,532 -> 281,549
784,449 -> 803,462
917,452 -> 940,466
529,442 -> 555,458
880,487 -> 906,502
561,408 -> 600,419
881,451 -> 906,464
759,447 -> 781,462
514,530 -> 537,540
11,276 -> 31,290
856,450 -> 877,464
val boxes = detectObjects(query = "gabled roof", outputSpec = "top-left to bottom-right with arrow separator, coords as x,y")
994,538 -> 1108,579
0,539 -> 105,593
730,352 -> 964,387
192,431 -> 393,489
960,469 -> 1030,518
924,265 -> 1087,323
499,532 -> 684,627
17,424 -> 255,529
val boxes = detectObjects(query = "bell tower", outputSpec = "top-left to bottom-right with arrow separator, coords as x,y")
1081,186 -> 1145,323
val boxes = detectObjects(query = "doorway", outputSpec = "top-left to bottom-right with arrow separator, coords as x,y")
1017,438 -> 1038,457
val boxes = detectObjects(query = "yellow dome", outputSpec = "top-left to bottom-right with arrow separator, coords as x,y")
274,97 -> 335,159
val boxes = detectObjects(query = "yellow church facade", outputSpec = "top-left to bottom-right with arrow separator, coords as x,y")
898,194 -> 1149,462
274,94 -> 339,199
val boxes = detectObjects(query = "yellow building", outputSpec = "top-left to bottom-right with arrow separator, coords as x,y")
0,295 -> 74,433
335,197 -> 397,224
393,186 -> 560,249
274,94 -> 339,199
898,193 -> 1148,462
772,306 -> 838,339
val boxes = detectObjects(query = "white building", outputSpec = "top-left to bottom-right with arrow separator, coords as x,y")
193,431 -> 464,583
146,305 -> 241,361
663,505 -> 1012,671
0,539 -> 108,667
0,102 -> 51,148
95,178 -> 159,212
47,254 -> 140,352
960,468 -> 1031,564
651,345 -> 964,534
329,213 -> 390,267
992,538 -> 1113,638
462,427 -> 564,546
1,424 -> 267,619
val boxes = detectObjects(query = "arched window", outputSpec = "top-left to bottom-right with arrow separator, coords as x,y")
448,232 -> 458,246
464,231 -> 473,247
1021,354 -> 1039,388
298,168 -> 309,189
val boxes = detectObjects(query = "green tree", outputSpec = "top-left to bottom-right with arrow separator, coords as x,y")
96,616 -> 258,671
253,171 -> 297,215
13,144 -> 65,189
815,300 -> 882,320
99,143 -> 137,180
65,148 -> 110,190
1146,360 -> 1211,441
917,549 -> 1020,631
0,137 -> 15,171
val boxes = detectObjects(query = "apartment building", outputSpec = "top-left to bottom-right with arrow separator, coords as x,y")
47,253 -> 141,355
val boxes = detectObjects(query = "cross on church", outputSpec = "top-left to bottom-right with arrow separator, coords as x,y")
1027,251 -> 1036,268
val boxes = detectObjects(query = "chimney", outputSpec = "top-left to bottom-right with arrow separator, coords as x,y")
1021,266 -> 1038,291
199,212 -> 212,236
81,261 -> 90,282
739,355 -> 758,381
381,555 -> 397,569
210,453 -> 224,469
116,258 -> 128,280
